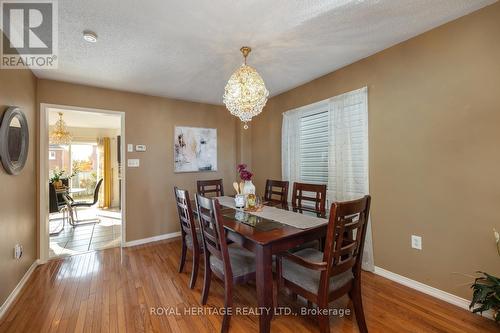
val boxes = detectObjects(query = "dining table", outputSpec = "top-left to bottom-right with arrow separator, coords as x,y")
194,196 -> 329,333
55,187 -> 87,195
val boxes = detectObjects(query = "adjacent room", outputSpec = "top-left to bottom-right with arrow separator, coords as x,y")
1,1 -> 500,332
47,108 -> 123,258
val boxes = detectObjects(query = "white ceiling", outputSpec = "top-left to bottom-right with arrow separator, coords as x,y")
48,108 -> 121,129
33,0 -> 496,105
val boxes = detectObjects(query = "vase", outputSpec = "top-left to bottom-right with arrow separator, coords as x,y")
242,180 -> 255,195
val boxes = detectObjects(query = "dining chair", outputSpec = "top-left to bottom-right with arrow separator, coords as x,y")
174,187 -> 202,289
197,179 -> 224,197
276,195 -> 371,333
67,179 -> 104,226
291,182 -> 327,218
264,179 -> 289,209
195,194 -> 256,333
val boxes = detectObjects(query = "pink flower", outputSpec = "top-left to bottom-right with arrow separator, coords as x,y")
237,163 -> 253,180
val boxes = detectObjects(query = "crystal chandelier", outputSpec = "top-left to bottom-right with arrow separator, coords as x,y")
223,47 -> 269,129
50,112 -> 72,144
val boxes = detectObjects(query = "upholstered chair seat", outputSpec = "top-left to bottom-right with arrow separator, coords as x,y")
281,248 -> 353,294
209,244 -> 255,278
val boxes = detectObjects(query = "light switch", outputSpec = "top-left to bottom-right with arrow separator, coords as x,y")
127,144 -> 134,152
127,159 -> 140,167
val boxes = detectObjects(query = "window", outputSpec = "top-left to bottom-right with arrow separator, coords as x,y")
282,87 -> 373,271
48,142 -> 100,200
282,87 -> 368,202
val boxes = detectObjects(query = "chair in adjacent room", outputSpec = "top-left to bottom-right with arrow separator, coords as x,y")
195,194 -> 256,333
68,178 -> 103,226
196,179 -> 224,197
174,186 -> 203,289
263,179 -> 289,209
276,195 -> 371,333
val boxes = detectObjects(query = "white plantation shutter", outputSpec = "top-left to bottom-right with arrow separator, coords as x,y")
282,87 -> 373,271
298,110 -> 329,185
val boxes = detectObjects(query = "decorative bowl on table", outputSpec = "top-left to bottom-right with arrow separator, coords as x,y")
244,206 -> 263,212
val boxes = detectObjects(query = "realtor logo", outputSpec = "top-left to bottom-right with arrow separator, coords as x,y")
1,0 -> 58,69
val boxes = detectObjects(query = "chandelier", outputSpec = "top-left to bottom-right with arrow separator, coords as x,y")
223,46 -> 269,129
50,112 -> 72,144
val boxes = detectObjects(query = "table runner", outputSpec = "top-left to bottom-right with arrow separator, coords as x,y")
216,196 -> 328,230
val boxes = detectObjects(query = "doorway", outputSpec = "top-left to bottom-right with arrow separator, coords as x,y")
39,104 -> 126,261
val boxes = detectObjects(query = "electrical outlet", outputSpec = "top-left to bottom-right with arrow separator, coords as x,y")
14,244 -> 23,260
411,235 -> 422,250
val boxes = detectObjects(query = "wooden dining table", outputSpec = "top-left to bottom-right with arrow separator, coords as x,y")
193,198 -> 328,333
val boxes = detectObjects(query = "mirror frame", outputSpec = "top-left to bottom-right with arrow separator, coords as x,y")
0,106 -> 29,175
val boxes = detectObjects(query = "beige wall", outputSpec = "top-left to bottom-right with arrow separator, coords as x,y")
250,2 -> 500,299
38,79 -> 237,242
0,68 -> 37,305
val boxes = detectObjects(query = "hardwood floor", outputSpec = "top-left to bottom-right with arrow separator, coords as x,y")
0,238 -> 497,333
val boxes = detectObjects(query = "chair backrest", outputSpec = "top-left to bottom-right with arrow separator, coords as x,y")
291,182 -> 327,218
195,194 -> 233,278
264,179 -> 289,207
174,187 -> 198,247
92,179 -> 104,205
321,195 -> 371,291
49,182 -> 59,213
197,179 -> 224,197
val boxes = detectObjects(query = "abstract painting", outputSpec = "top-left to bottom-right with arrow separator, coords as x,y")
174,126 -> 217,172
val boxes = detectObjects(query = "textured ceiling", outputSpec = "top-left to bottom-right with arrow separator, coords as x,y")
33,0 -> 496,105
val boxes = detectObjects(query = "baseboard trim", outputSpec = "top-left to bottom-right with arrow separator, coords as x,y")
373,266 -> 493,319
124,231 -> 181,247
0,259 -> 40,320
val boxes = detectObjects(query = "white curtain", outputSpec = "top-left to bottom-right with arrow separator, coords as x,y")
328,87 -> 374,271
281,110 -> 301,199
282,87 -> 374,272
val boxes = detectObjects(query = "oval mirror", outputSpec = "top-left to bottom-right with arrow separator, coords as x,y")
0,106 -> 29,175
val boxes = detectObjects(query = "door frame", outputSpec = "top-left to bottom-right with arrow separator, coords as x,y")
39,103 -> 126,262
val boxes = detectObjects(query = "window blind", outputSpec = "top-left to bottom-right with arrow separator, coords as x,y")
298,110 -> 329,185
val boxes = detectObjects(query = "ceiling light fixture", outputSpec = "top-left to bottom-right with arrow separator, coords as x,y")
50,112 -> 72,145
83,30 -> 98,43
223,47 -> 269,129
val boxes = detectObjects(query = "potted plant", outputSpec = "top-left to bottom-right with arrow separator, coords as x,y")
49,169 -> 65,188
49,168 -> 79,189
469,229 -> 500,322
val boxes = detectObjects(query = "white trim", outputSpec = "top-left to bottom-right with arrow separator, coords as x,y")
123,231 -> 181,248
0,260 -> 40,320
374,266 -> 493,319
39,103 -> 126,262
